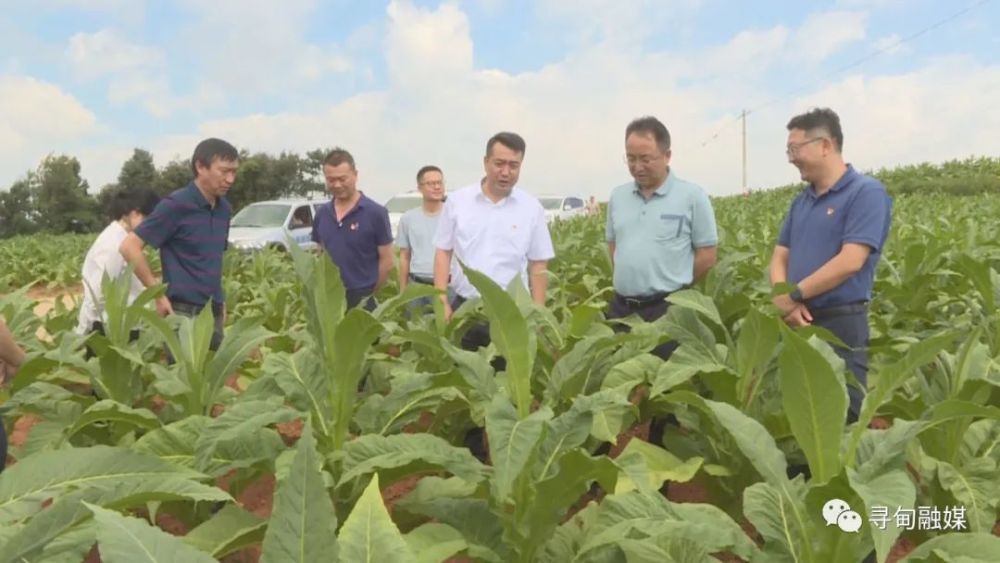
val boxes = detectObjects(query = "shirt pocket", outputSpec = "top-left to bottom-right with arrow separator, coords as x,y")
655,213 -> 686,242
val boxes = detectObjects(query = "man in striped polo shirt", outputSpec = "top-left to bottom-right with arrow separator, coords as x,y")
120,138 -> 237,350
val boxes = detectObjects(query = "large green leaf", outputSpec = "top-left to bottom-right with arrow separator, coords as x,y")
847,468 -> 916,563
134,416 -> 232,475
601,353 -> 663,390
264,348 -> 332,439
935,457 -> 1000,533
0,446 -> 205,523
338,473 -> 415,563
339,433 -> 487,487
1,478 -> 230,563
260,423 -> 338,563
84,502 -> 217,563
328,308 -> 384,450
463,265 -> 535,418
778,330 -> 847,484
666,289 -> 725,331
486,396 -> 552,503
613,439 -> 703,494
736,308 -> 780,382
183,504 -> 267,558
650,345 -> 732,397
194,398 -> 300,472
404,522 -> 468,563
64,400 -> 161,439
203,318 -> 274,410
703,399 -> 789,486
902,532 -> 1000,562
743,481 -> 811,563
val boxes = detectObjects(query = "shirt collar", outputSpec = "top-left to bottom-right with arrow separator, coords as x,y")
476,184 -> 520,206
807,164 -> 858,198
186,182 -> 216,209
632,170 -> 675,198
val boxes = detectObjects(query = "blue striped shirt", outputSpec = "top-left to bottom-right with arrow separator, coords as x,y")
134,182 -> 231,307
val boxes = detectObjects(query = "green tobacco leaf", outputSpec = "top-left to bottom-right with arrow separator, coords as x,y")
339,433 -> 487,487
260,423 -> 338,563
650,344 -> 732,397
614,439 -> 703,494
736,307 -> 780,381
854,420 -> 926,481
847,331 -> 956,465
194,399 -> 300,472
936,457 -> 1000,533
704,400 -> 789,487
204,318 -> 274,408
184,504 -> 266,558
847,468 -> 916,563
0,446 -> 204,524
463,265 -> 534,418
338,473 -> 415,563
329,308 -> 384,450
601,353 -> 663,390
85,502 -> 216,563
486,396 -> 552,503
134,416 -> 232,475
778,329 -> 847,484
404,523 -> 468,563
1,478 -> 230,563
65,400 -> 161,438
902,532 -> 1000,562
743,481 -> 811,563
666,289 -> 725,331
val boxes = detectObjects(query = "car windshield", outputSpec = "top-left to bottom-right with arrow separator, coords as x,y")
231,204 -> 290,228
385,196 -> 423,213
539,197 -> 563,210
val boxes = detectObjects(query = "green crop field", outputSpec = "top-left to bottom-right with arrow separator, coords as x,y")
1,158 -> 999,562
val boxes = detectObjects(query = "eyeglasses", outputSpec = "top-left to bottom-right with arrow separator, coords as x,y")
785,137 -> 826,156
419,180 -> 444,187
624,153 -> 662,166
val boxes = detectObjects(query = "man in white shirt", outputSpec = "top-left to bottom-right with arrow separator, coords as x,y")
77,187 -> 160,349
433,131 -> 555,327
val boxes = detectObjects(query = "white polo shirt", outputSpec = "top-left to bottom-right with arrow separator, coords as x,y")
76,221 -> 145,334
433,183 -> 555,299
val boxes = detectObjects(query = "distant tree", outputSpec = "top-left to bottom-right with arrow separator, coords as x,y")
0,176 -> 39,238
226,151 -> 320,210
156,158 -> 194,195
32,155 -> 100,233
118,148 -> 160,193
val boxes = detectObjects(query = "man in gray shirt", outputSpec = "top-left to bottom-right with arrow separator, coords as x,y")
397,165 -> 450,314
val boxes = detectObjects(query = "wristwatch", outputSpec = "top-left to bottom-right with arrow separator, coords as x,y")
789,288 -> 804,303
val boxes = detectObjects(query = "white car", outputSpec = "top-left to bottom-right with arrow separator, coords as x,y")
537,195 -> 588,223
228,198 -> 323,251
384,191 -> 425,238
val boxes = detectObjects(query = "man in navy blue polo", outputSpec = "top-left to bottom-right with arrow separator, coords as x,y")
120,138 -> 237,350
311,148 -> 394,311
770,108 -> 893,423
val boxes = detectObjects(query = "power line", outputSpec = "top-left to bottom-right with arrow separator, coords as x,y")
698,0 -> 993,148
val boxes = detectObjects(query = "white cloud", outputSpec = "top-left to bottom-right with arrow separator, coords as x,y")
535,0 -> 702,47
873,34 -> 910,56
792,10 -> 868,60
0,75 -> 97,183
67,29 -> 163,79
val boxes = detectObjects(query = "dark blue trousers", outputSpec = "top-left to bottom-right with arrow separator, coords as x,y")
810,302 -> 869,423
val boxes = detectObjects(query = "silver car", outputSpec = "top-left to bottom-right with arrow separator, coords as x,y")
384,191 -> 424,238
228,199 -> 323,251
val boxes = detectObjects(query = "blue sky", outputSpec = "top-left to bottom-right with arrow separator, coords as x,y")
1,0 -> 998,200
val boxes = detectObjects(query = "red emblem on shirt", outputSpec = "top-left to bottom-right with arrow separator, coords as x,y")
826,207 -> 834,216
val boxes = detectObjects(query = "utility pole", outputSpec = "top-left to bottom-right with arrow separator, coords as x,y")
741,109 -> 748,195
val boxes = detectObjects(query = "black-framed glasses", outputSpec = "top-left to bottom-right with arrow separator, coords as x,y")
785,137 -> 826,156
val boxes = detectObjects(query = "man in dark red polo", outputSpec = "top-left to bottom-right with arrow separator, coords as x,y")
120,138 -> 237,350
311,148 -> 394,311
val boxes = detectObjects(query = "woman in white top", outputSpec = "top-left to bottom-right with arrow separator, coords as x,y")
76,187 -> 160,341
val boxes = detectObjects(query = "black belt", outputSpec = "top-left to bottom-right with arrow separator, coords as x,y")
810,300 -> 868,320
615,291 -> 672,308
171,300 -> 223,315
408,273 -> 434,285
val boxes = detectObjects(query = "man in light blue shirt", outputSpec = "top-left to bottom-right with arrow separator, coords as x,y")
397,165 -> 453,315
606,116 -> 718,358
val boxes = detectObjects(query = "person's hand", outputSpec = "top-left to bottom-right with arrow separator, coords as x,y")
783,304 -> 813,327
156,296 -> 174,317
772,293 -> 798,316
443,301 -> 453,322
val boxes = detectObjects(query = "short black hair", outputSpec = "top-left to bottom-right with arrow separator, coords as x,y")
323,147 -> 356,170
416,165 -> 442,183
191,138 -> 238,176
787,108 -> 844,152
108,186 -> 160,220
626,116 -> 671,152
486,132 -> 526,158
